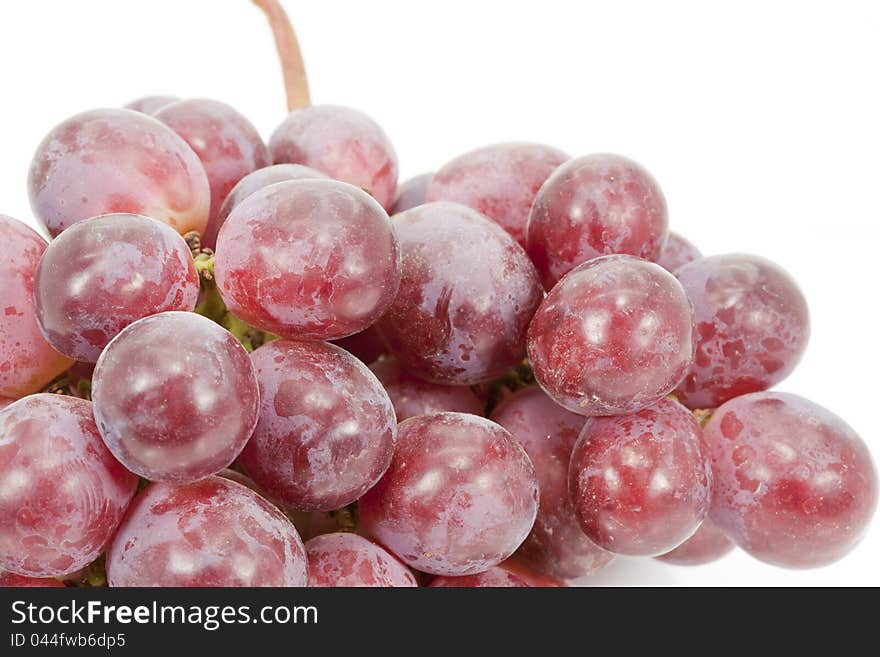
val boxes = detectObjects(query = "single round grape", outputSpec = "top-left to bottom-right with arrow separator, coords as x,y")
704,392 -> 877,569
34,213 -> 200,363
0,216 -> 72,398
359,412 -> 538,576
569,397 -> 711,556
106,477 -> 308,587
215,179 -> 401,341
0,395 -> 137,577
526,154 -> 668,288
92,312 -> 260,483
654,518 -> 734,566
28,109 -> 210,238
305,533 -> 417,587
125,95 -> 180,115
156,99 -> 271,249
370,355 -> 484,422
674,254 -> 810,409
238,340 -> 396,511
528,255 -> 694,416
491,386 -> 613,580
390,172 -> 433,215
376,202 -> 543,385
0,571 -> 64,588
657,231 -> 702,273
269,105 -> 399,209
427,143 -> 568,247
331,325 -> 388,364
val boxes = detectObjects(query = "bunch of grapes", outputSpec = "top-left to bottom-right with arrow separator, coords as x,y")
0,0 -> 876,588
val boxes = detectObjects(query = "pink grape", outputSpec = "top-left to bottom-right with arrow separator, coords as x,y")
92,312 -> 260,483
528,255 -> 694,416
156,99 -> 271,249
269,105 -> 399,209
369,355 -> 484,422
657,231 -> 702,273
106,477 -> 308,587
655,518 -> 735,566
34,213 -> 200,363
238,340 -> 396,511
0,571 -> 64,588
125,95 -> 180,115
0,216 -> 72,398
215,179 -> 401,341
526,153 -> 668,288
569,397 -> 711,556
491,386 -> 614,580
332,326 -> 388,364
377,202 -> 543,385
674,254 -> 810,409
0,399 -> 12,411
426,143 -> 568,247
359,412 -> 539,576
704,392 -> 877,569
28,109 -> 210,238
390,172 -> 433,215
0,395 -> 137,577
305,532 -> 417,587
429,568 -> 528,588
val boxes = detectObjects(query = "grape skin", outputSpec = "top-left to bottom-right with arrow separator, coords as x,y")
34,213 -> 200,363
657,232 -> 702,273
0,571 -> 65,587
655,518 -> 735,566
429,568 -> 529,588
106,477 -> 308,587
92,312 -> 260,483
305,533 -> 417,587
0,395 -> 137,577
390,172 -> 433,215
238,340 -> 396,512
125,95 -> 180,115
28,109 -> 210,238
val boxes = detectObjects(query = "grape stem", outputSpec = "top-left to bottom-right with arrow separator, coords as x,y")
253,0 -> 311,111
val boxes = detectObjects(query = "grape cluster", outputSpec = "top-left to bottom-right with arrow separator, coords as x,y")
0,1 -> 876,588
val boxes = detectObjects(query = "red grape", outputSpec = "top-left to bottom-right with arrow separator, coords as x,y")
655,518 -> 734,566
0,399 -> 12,411
528,255 -> 694,416
526,154 -> 668,288
215,179 -> 401,341
370,355 -> 484,422
391,172 -> 433,215
426,143 -> 568,247
377,202 -> 543,385
156,99 -> 271,249
429,568 -> 528,588
359,412 -> 538,576
125,95 -> 179,115
491,386 -> 614,580
569,397 -> 711,556
704,392 -> 877,568
657,231 -> 702,273
269,105 -> 399,209
106,477 -> 308,587
28,109 -> 210,238
239,340 -> 396,511
305,532 -> 417,587
34,213 -> 200,363
92,312 -> 260,483
673,255 -> 810,409
0,571 -> 64,588
0,215 -> 72,398
331,326 -> 388,364
0,395 -> 137,577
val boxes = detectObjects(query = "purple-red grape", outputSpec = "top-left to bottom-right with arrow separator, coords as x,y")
92,312 -> 259,483
125,95 -> 179,115
377,202 -> 543,385
359,412 -> 538,576
426,143 -> 568,247
0,395 -> 137,577
704,392 -> 877,568
0,215 -> 72,398
526,154 -> 668,288
657,231 -> 702,273
390,172 -> 432,215
674,255 -> 810,409
28,109 -> 210,238
239,340 -> 395,511
106,477 -> 308,587
269,105 -> 399,209
528,255 -> 694,416
655,518 -> 734,566
429,568 -> 529,588
305,532 -> 417,587
34,213 -> 200,363
0,571 -> 64,587
331,325 -> 388,364
215,179 -> 401,341
569,397 -> 711,556
491,386 -> 613,580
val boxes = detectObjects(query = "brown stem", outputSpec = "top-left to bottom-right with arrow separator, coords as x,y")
252,0 -> 311,111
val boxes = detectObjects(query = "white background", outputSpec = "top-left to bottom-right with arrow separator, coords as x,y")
1,0 -> 878,586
